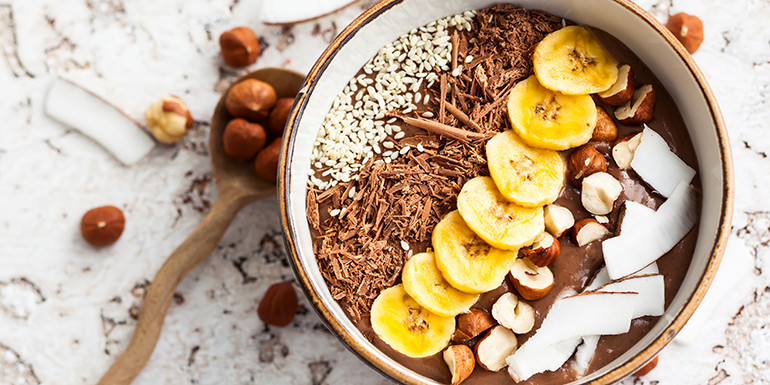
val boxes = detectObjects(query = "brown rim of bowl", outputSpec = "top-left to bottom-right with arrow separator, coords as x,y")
278,1 -> 734,384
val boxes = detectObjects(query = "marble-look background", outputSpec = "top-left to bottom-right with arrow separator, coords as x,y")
0,0 -> 768,384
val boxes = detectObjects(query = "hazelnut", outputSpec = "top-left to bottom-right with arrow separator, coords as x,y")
219,27 -> 260,67
254,137 -> 282,183
598,64 -> 635,106
572,218 -> 611,247
144,95 -> 193,144
453,308 -> 496,343
612,132 -> 643,169
614,84 -> 656,125
519,232 -> 560,267
225,79 -> 277,121
266,97 -> 295,137
592,106 -> 618,142
257,281 -> 298,327
666,13 -> 704,54
80,205 -> 125,247
223,118 -> 267,162
581,172 -> 623,216
567,144 -> 607,187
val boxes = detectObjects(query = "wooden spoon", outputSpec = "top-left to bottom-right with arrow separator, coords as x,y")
97,68 -> 305,385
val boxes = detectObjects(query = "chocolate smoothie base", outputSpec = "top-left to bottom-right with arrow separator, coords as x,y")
309,9 -> 701,385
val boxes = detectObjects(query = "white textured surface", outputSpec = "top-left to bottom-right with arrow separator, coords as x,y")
0,0 -> 767,384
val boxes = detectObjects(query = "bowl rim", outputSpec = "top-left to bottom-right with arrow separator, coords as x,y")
278,0 -> 734,383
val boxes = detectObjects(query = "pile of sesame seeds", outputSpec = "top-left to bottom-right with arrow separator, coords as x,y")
308,11 -> 477,190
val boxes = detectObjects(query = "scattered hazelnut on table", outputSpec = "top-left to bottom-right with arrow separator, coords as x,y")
258,281 -> 298,327
80,205 -> 125,247
223,118 -> 267,162
254,137 -> 282,183
267,97 -> 295,137
567,144 -> 607,187
666,13 -> 704,54
219,26 -> 261,67
144,95 -> 194,144
225,79 -> 277,121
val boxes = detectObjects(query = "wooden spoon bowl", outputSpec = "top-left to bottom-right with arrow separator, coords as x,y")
97,68 -> 305,385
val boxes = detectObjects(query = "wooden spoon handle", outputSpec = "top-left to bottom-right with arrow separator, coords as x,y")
97,189 -> 255,385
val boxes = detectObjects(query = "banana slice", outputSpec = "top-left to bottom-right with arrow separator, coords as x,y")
457,176 -> 544,250
507,75 -> 597,151
486,130 -> 566,207
533,25 -> 619,95
370,284 -> 455,358
402,252 -> 480,317
433,211 -> 519,294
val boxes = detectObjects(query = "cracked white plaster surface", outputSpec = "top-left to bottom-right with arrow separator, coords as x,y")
0,0 -> 768,384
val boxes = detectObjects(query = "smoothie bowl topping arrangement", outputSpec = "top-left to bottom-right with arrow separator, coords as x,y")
282,1 -> 731,384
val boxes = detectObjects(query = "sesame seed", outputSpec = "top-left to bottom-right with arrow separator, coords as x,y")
309,11 -> 477,189
400,240 -> 410,251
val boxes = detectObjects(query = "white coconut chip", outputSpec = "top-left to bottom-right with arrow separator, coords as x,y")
45,78 -> 155,165
603,181 -> 697,280
595,274 -> 665,318
261,0 -> 358,25
630,126 -> 696,197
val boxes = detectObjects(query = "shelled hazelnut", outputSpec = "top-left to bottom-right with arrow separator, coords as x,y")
666,13 -> 704,54
80,205 -> 125,247
567,144 -> 607,187
267,97 -> 295,136
219,27 -> 260,67
144,95 -> 194,144
254,137 -> 282,183
223,118 -> 267,162
225,79 -> 277,121
258,281 -> 298,327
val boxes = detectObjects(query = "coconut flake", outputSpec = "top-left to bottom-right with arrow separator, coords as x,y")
603,181 -> 697,280
45,78 -> 155,165
520,292 -> 637,352
594,274 -> 665,318
619,201 -> 655,234
571,335 -> 599,376
261,0 -> 358,25
630,126 -> 696,197
507,337 -> 582,382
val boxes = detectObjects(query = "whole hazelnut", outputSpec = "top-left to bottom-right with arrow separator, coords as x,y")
219,27 -> 260,67
225,79 -> 277,121
144,95 -> 194,144
666,13 -> 704,54
223,118 -> 267,162
254,137 -> 282,183
80,205 -> 125,247
567,144 -> 607,187
592,106 -> 618,142
266,97 -> 295,137
258,281 -> 298,327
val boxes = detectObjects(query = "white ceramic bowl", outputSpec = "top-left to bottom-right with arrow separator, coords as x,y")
279,1 -> 733,383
